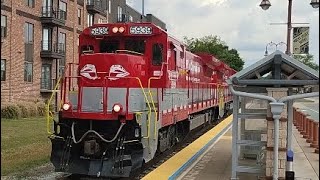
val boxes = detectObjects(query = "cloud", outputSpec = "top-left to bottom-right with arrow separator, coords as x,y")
128,0 -> 319,67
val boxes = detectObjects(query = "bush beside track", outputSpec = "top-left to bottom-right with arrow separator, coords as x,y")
1,101 -> 47,119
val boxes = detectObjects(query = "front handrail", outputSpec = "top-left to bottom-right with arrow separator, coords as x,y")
46,63 -> 73,137
46,76 -> 62,135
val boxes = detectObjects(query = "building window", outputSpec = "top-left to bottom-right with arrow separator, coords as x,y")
98,18 -> 104,24
87,14 -> 94,27
24,22 -> 34,82
117,6 -> 123,22
24,22 -> 34,60
58,32 -> 66,53
24,62 -> 33,82
41,65 -> 52,89
59,0 -> 67,20
129,15 -> 133,22
24,22 -> 34,44
108,0 -> 111,13
1,59 -> 6,81
1,15 -> 7,39
59,58 -> 65,77
42,28 -> 52,51
26,0 -> 35,8
78,8 -> 81,25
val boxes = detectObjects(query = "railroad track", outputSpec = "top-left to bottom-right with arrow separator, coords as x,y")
57,113 -> 230,180
133,114 -> 228,180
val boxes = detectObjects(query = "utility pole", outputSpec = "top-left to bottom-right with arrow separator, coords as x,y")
141,0 -> 144,22
286,0 -> 292,55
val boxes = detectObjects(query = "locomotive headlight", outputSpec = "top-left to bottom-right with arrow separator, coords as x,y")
119,27 -> 125,33
62,103 -> 71,111
112,27 -> 119,33
113,104 -> 122,113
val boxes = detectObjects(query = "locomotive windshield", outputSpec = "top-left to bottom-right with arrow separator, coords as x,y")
124,40 -> 145,54
99,38 -> 145,54
100,40 -> 119,53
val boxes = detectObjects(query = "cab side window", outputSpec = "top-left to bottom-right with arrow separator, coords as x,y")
152,43 -> 163,65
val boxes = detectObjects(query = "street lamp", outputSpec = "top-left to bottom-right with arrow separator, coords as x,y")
260,0 -> 271,10
265,41 -> 287,56
260,0 -> 319,56
310,0 -> 320,8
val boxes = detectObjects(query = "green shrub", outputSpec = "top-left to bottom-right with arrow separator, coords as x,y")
26,102 -> 38,117
1,103 -> 22,119
17,103 -> 30,118
36,102 -> 46,116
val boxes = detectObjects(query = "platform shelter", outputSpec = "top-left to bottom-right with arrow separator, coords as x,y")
227,50 -> 319,180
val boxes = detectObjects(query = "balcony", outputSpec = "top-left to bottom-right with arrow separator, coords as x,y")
40,40 -> 65,59
86,0 -> 106,15
116,14 -> 126,23
40,6 -> 66,26
40,78 -> 57,93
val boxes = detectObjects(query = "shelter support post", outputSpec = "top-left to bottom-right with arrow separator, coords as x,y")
231,95 -> 239,180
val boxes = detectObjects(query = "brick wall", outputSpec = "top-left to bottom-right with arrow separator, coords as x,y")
0,0 -> 111,104
1,0 -> 166,105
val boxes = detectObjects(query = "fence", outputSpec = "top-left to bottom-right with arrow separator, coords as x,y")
293,107 -> 319,153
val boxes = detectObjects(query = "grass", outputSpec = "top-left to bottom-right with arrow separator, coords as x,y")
1,117 -> 51,176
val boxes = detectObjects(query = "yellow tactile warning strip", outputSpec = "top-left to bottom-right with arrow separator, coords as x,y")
142,115 -> 233,180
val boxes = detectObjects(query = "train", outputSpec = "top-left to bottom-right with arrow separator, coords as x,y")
47,22 -> 236,178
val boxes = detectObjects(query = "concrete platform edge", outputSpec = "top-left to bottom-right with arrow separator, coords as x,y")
168,119 -> 232,180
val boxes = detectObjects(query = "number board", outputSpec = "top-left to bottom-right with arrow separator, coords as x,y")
91,27 -> 108,36
130,26 -> 152,35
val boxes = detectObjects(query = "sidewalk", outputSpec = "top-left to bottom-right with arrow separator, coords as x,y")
292,126 -> 319,180
177,126 -> 319,180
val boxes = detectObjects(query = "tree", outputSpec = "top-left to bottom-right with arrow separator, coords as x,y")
293,54 -> 319,71
183,35 -> 244,71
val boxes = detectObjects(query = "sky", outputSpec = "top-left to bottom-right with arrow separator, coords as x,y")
126,0 -> 319,68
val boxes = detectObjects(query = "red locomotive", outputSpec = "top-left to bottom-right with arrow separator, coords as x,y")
48,22 -> 236,178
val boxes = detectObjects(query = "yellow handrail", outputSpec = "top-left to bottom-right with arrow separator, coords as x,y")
147,77 -> 160,140
46,77 -> 62,135
218,84 -> 225,111
132,77 -> 152,139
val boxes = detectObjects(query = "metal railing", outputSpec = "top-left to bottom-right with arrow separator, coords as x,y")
86,0 -> 103,9
41,6 -> 66,20
41,40 -> 65,54
117,14 -> 128,23
41,78 -> 56,90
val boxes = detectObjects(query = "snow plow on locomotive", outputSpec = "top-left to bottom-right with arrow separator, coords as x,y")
46,22 -> 236,178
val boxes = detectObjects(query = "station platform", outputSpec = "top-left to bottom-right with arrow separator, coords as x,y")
142,105 -> 319,180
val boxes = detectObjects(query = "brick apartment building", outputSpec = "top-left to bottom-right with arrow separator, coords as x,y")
1,0 -> 166,104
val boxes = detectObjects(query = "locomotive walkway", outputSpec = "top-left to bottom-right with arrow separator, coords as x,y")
142,98 -> 319,180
